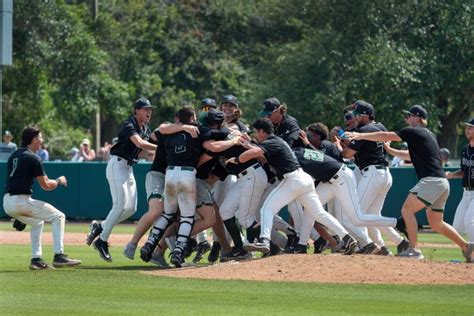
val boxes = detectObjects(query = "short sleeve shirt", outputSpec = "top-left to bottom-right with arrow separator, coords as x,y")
396,126 -> 445,179
274,115 -> 305,148
5,148 -> 45,195
294,147 -> 342,182
257,135 -> 300,179
348,122 -> 389,169
318,140 -> 343,162
110,116 -> 152,163
460,145 -> 474,189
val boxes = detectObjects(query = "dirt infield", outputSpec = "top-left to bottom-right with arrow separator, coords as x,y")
2,231 -> 472,285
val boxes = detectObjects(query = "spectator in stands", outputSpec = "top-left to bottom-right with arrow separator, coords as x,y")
439,148 -> 452,167
0,130 -> 17,161
71,139 -> 96,162
36,144 -> 49,162
390,142 -> 412,167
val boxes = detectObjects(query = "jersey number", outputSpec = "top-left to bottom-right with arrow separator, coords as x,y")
303,149 -> 324,162
9,158 -> 18,177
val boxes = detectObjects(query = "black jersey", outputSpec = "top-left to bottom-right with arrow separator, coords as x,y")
5,148 -> 45,195
294,147 -> 342,182
257,135 -> 300,179
460,145 -> 474,189
150,129 -> 167,173
274,115 -> 305,148
317,140 -> 343,162
349,122 -> 389,169
110,116 -> 152,164
214,145 -> 260,176
396,126 -> 445,179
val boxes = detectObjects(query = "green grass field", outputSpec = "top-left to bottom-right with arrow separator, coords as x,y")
1,222 -> 473,315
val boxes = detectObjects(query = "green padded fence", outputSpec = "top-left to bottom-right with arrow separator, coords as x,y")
0,162 -> 464,225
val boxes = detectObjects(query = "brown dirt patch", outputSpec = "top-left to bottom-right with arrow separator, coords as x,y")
146,254 -> 474,285
2,231 -> 472,285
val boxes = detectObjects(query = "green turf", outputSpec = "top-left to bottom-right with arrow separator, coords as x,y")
1,238 -> 473,315
0,220 -> 136,234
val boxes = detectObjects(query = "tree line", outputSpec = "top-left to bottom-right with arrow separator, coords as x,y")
2,0 -> 472,158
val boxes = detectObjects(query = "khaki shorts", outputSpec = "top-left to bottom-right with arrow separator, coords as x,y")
145,171 -> 165,201
409,177 -> 450,212
196,178 -> 214,208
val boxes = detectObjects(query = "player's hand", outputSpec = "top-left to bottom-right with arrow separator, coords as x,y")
445,171 -> 453,179
183,125 -> 200,138
299,130 -> 310,146
344,131 -> 359,140
383,141 -> 392,151
225,157 -> 238,165
238,138 -> 252,149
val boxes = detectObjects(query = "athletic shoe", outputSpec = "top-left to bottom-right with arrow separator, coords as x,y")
221,247 -> 252,262
338,235 -> 358,255
150,253 -> 170,268
184,238 -> 198,259
193,240 -> 211,263
86,220 -> 102,246
284,233 -> 298,253
395,217 -> 408,238
360,242 -> 381,255
170,248 -> 185,268
397,239 -> 410,254
207,241 -> 221,263
93,238 -> 112,262
285,243 -> 307,254
52,254 -> 82,268
262,241 -> 283,257
13,219 -> 27,231
396,247 -> 424,259
378,246 -> 393,256
464,242 -> 473,263
29,258 -> 54,270
123,242 -> 137,260
140,241 -> 157,262
313,237 -> 327,254
243,238 -> 270,254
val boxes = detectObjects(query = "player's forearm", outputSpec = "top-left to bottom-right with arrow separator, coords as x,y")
349,131 -> 401,142
385,146 -> 411,161
446,169 -> 463,179
204,139 -> 238,153
237,147 -> 263,164
158,123 -> 183,134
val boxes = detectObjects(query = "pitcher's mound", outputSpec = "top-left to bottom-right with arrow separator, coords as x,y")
145,253 -> 474,285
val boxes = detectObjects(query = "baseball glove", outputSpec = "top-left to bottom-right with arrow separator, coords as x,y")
13,219 -> 27,231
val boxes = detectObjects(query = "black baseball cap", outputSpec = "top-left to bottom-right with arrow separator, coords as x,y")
134,97 -> 154,109
204,109 -> 225,126
258,97 -> 281,117
352,100 -> 374,116
201,98 -> 217,110
463,118 -> 474,127
402,105 -> 427,119
220,95 -> 238,107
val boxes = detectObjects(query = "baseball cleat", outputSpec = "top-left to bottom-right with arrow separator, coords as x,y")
193,240 -> 211,263
93,238 -> 112,262
123,242 -> 137,260
150,253 -> 170,268
397,239 -> 410,254
29,258 -> 55,270
86,220 -> 102,246
285,243 -> 307,254
313,237 -> 327,254
358,242 -> 381,255
464,242 -> 474,263
284,233 -> 298,253
378,246 -> 393,256
395,216 -> 408,239
396,247 -> 424,259
220,247 -> 252,262
52,254 -> 82,268
339,235 -> 358,255
170,249 -> 185,268
243,238 -> 270,254
207,241 -> 221,263
140,241 -> 157,262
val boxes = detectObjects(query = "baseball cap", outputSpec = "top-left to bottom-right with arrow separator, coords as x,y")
402,105 -> 427,119
200,98 -> 217,110
220,95 -> 238,107
352,100 -> 374,116
4,130 -> 12,137
258,97 -> 281,117
204,109 -> 225,126
463,118 -> 474,127
344,112 -> 354,121
81,138 -> 90,146
400,142 -> 408,149
134,97 -> 154,109
439,148 -> 450,160
70,147 -> 79,155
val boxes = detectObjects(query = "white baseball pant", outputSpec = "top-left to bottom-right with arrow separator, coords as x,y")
3,193 -> 65,258
100,155 -> 137,241
357,165 -> 403,246
452,189 -> 474,241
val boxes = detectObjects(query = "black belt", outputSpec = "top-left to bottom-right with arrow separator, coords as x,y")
117,157 -> 135,166
362,165 -> 387,172
167,166 -> 195,171
237,164 -> 261,178
268,177 -> 277,184
327,165 -> 346,184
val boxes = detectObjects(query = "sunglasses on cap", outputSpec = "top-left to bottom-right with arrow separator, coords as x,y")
344,113 -> 354,121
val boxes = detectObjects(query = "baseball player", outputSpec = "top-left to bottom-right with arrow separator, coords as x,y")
123,127 -> 167,260
341,100 -> 406,255
347,105 -> 473,261
87,98 -> 157,262
3,126 -> 81,269
445,118 -> 474,261
229,118 -> 358,255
